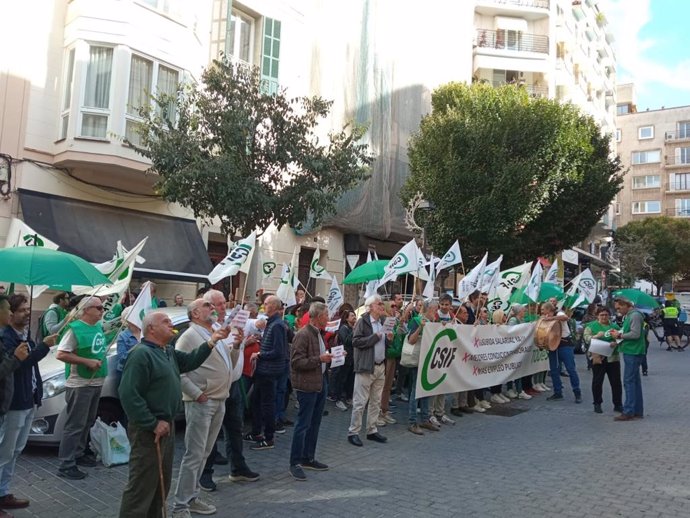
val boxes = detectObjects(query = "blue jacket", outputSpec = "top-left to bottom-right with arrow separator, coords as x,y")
255,313 -> 288,378
0,326 -> 50,410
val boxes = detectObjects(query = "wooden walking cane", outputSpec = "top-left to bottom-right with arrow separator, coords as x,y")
156,439 -> 167,518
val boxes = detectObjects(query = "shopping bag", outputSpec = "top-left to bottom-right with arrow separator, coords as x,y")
90,417 -> 131,467
400,336 -> 420,368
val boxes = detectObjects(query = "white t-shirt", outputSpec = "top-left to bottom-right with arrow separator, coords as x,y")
557,311 -> 571,338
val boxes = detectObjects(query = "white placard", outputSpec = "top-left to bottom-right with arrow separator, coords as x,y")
330,345 -> 345,368
382,317 -> 397,334
230,309 -> 250,330
589,338 -> 615,357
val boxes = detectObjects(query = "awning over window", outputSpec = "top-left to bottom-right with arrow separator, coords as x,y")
494,16 -> 528,32
19,189 -> 213,282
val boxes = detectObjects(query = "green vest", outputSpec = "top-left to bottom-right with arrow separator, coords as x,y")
67,320 -> 109,379
586,320 -> 620,361
662,306 -> 679,319
619,310 -> 647,355
40,306 -> 67,338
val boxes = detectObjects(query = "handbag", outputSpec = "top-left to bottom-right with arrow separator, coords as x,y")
90,418 -> 131,467
400,335 -> 420,368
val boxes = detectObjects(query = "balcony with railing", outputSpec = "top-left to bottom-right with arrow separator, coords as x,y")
492,81 -> 548,97
666,154 -> 690,167
667,208 -> 690,218
475,29 -> 549,54
665,130 -> 690,143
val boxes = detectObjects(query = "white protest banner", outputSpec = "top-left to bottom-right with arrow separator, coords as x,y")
436,240 -> 462,272
346,254 -> 360,272
416,322 -> 548,397
457,252 -> 488,301
326,276 -> 344,317
330,345 -> 345,368
486,262 -> 532,312
208,231 -> 256,284
309,247 -> 331,280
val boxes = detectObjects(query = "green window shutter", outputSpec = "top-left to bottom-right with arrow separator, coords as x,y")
261,17 -> 281,95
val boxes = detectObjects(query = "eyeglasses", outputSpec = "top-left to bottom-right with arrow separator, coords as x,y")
202,302 -> 213,307
90,305 -> 104,311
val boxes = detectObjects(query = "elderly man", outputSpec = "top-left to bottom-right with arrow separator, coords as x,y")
289,302 -> 332,481
172,299 -> 242,517
0,294 -> 56,512
610,298 -> 647,421
248,295 -> 288,450
118,312 -> 229,518
173,294 -> 185,307
55,296 -> 109,480
347,294 -> 392,447
200,291 -> 259,492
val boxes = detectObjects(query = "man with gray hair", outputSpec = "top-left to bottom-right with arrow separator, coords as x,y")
347,294 -> 392,447
288,302 -> 332,480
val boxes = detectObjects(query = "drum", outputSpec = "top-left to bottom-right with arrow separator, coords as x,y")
535,319 -> 561,351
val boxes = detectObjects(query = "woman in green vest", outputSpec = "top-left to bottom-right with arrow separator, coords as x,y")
583,307 -> 622,414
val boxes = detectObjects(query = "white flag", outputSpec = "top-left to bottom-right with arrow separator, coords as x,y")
326,276 -> 344,317
436,240 -> 462,272
576,268 -> 597,304
346,254 -> 360,271
410,241 -> 430,281
544,259 -> 560,285
208,231 -> 256,284
276,263 -> 296,306
73,238 -> 148,296
457,252 -> 488,301
309,248 -> 331,280
423,254 -> 436,299
525,262 -> 543,302
364,250 -> 378,298
379,240 -> 422,286
480,255 -> 503,294
4,218 -> 59,249
486,262 -> 532,312
126,281 -> 153,333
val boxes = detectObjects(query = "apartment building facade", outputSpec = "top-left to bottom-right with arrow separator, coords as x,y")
615,84 -> 690,227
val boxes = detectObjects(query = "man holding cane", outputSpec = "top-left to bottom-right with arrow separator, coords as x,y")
118,311 -> 229,518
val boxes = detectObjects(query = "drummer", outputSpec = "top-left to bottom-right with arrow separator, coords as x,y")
540,302 -> 582,404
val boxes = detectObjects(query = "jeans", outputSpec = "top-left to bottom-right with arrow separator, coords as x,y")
591,359 -> 622,407
251,374 -> 278,441
548,344 -> 581,396
58,385 -> 102,468
407,368 -> 429,424
274,364 -> 290,422
0,407 -> 34,496
119,423 -> 175,518
173,398 -> 225,510
289,375 -> 327,466
623,354 -> 644,416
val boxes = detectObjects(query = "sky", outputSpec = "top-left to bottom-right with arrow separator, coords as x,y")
601,0 -> 690,111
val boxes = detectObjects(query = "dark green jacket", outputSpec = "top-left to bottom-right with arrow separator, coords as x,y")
118,338 -> 213,431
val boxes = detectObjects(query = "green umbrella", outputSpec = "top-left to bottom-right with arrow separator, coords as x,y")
612,288 -> 660,308
508,286 -> 533,304
343,260 -> 389,285
0,246 -> 111,287
538,282 -> 565,303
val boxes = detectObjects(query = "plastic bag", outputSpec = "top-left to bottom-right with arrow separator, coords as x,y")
400,336 -> 420,368
90,417 -> 130,467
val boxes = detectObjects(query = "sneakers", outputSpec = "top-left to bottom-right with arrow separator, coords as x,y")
472,403 -> 486,413
274,421 -> 286,434
518,391 -> 532,400
381,413 -> 397,424
250,439 -> 274,451
189,497 -> 217,515
229,469 -> 260,482
546,393 -> 564,401
399,393 -> 409,402
506,389 -> 518,399
326,395 -> 337,402
199,472 -> 217,492
289,465 -> 307,481
335,400 -> 348,411
375,418 -> 387,427
532,384 -> 546,393
479,400 -> 491,409
58,466 -> 87,480
541,384 -> 552,392
440,415 -> 455,425
302,459 -> 329,471
490,394 -> 505,404
243,432 -> 263,442
593,404 -> 603,414
429,415 -> 442,427
408,423 -> 424,435
499,393 -> 511,403
419,420 -> 440,432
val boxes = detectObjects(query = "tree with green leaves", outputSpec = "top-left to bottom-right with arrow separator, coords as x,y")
615,216 -> 690,294
133,60 -> 372,235
402,82 -> 623,264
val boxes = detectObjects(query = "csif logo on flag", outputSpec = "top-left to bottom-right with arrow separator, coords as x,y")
262,262 -> 277,275
420,327 -> 459,391
327,287 -> 339,304
22,234 -> 45,247
498,271 -> 522,290
443,251 -> 455,263
311,258 -> 326,274
580,279 -> 595,291
225,244 -> 253,265
390,253 -> 409,270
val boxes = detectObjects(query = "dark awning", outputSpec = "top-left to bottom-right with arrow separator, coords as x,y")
19,189 -> 212,282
